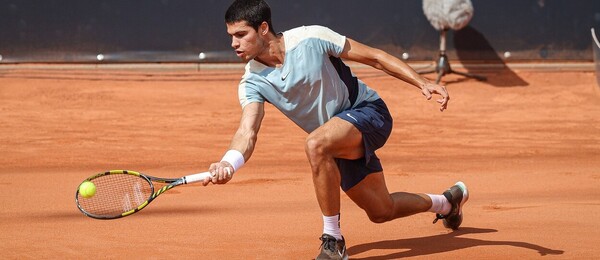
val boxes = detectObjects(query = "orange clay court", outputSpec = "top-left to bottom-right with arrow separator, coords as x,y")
0,64 -> 599,259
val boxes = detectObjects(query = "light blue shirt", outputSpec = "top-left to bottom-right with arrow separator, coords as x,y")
238,25 -> 380,133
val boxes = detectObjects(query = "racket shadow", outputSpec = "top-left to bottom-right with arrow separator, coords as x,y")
24,210 -> 89,221
30,205 -> 225,221
129,204 -> 225,218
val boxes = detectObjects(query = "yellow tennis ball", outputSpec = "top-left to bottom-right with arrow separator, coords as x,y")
79,181 -> 96,198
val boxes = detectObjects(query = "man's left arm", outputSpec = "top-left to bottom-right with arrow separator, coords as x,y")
339,38 -> 449,111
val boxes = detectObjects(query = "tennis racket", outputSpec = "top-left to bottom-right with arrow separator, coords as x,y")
75,170 -> 212,219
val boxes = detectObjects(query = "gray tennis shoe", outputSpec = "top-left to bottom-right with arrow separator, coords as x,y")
316,234 -> 348,260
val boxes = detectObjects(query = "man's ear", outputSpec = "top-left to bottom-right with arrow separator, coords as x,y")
260,21 -> 269,35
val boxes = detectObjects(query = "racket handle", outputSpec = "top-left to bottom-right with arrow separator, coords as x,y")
184,172 -> 212,184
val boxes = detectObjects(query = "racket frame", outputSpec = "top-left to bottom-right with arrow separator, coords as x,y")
75,170 -> 191,220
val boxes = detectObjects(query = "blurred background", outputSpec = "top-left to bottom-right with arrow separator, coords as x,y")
0,0 -> 598,63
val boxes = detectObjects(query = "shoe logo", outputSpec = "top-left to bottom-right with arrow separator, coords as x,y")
339,245 -> 347,258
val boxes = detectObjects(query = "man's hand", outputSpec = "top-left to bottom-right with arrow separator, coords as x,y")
203,162 -> 234,186
421,82 -> 450,112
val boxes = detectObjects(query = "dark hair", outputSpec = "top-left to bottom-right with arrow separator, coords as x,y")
225,0 -> 275,33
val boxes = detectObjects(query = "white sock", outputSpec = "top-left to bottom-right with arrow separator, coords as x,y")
427,194 -> 451,215
322,214 -> 342,240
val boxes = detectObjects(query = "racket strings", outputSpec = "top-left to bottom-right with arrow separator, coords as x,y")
77,174 -> 153,217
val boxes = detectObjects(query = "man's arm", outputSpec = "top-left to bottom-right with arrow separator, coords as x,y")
205,102 -> 265,184
340,38 -> 449,111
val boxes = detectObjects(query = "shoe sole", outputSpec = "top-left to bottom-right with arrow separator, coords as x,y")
443,181 -> 469,230
455,181 -> 469,211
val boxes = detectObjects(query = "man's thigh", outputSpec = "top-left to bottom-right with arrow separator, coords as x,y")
308,117 -> 365,160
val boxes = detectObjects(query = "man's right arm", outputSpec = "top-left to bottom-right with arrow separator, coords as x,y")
228,102 -> 264,162
206,102 -> 265,184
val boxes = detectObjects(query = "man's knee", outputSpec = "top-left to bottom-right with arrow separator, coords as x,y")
305,132 -> 327,159
366,209 -> 393,224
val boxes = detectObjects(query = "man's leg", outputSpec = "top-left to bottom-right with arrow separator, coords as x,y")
306,117 -> 362,260
306,115 -> 458,225
345,172 -> 433,223
305,117 -> 364,217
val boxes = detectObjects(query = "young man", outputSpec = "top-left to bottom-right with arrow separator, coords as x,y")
204,0 -> 468,259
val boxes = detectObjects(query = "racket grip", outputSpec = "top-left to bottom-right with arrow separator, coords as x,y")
184,172 -> 212,184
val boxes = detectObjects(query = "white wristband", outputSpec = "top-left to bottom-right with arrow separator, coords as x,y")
220,150 -> 245,172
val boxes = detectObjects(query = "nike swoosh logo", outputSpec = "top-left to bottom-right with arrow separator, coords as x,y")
346,113 -> 358,122
281,70 -> 290,80
339,246 -> 347,259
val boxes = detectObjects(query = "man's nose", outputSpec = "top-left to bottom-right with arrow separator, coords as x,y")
231,37 -> 239,49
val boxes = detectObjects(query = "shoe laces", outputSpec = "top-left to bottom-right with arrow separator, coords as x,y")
319,235 -> 337,252
432,213 -> 446,224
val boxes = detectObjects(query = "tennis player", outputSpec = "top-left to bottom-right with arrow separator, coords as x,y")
205,0 -> 468,259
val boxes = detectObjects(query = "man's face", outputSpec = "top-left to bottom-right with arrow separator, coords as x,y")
226,21 -> 263,62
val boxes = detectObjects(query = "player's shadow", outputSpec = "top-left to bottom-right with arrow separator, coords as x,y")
347,227 -> 564,259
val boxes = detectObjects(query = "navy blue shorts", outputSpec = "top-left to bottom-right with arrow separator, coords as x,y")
334,99 -> 393,191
